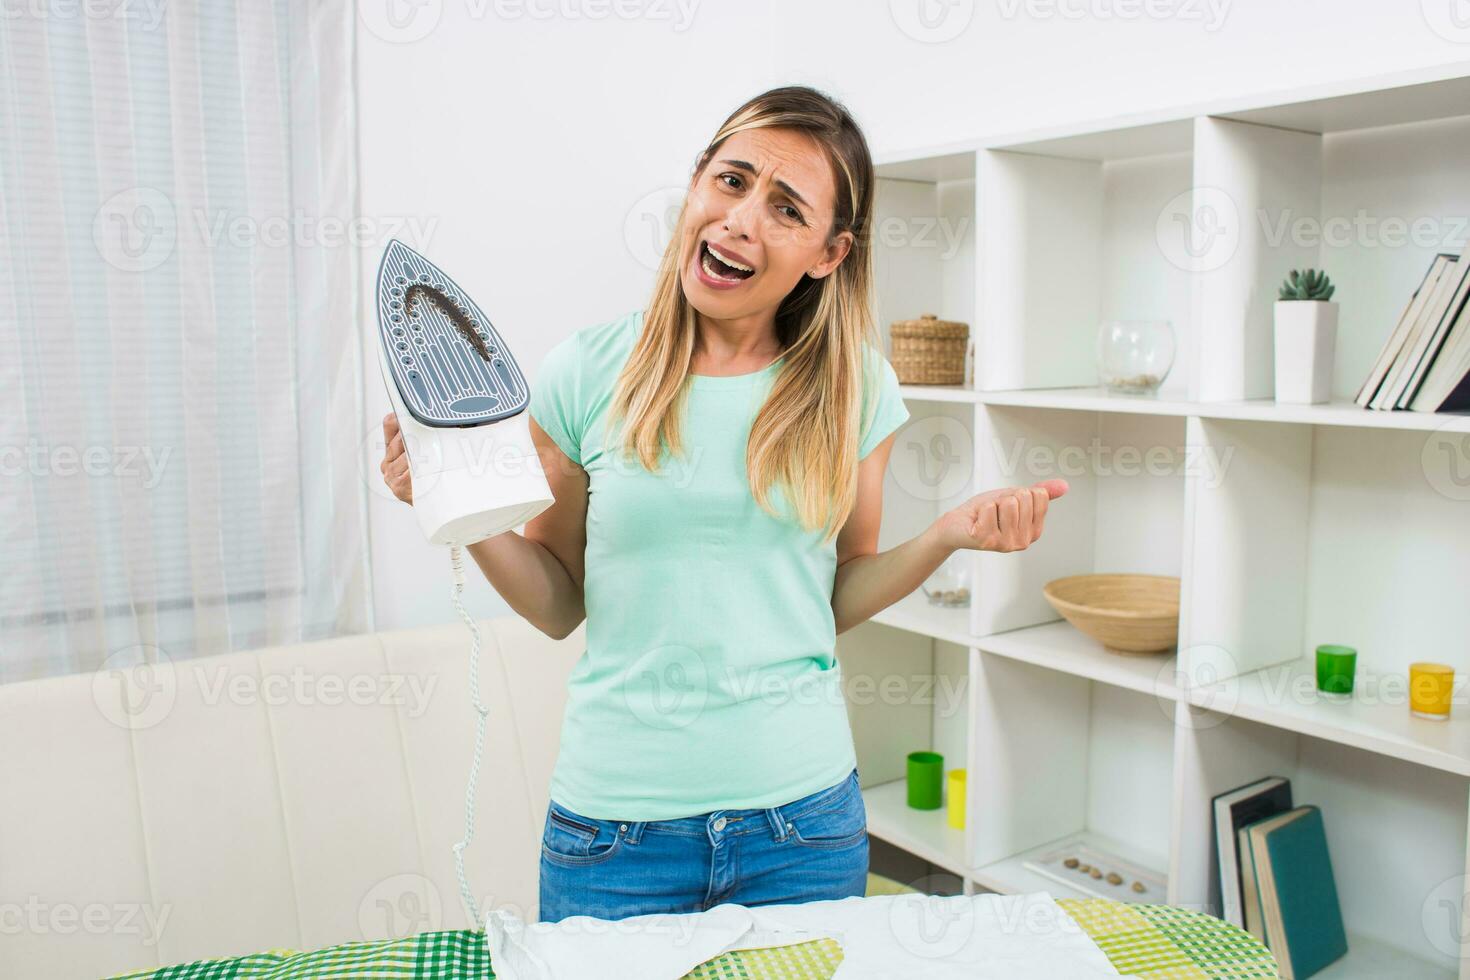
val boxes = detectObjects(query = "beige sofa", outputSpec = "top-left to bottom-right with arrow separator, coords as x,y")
0,615 -> 585,978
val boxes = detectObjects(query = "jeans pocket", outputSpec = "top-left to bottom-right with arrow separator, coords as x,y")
786,775 -> 868,850
541,802 -> 625,868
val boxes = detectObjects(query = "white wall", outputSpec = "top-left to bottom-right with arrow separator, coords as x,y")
358,0 -> 1470,630
356,0 -> 783,628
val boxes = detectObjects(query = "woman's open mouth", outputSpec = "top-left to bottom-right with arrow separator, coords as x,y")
695,239 -> 756,288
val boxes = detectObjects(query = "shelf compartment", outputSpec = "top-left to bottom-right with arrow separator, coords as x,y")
861,777 -> 968,880
974,407 -> 1186,638
1172,713 -> 1468,975
969,385 -> 1470,433
898,383 -> 980,404
1186,656 -> 1470,778
971,653 -> 1175,892
1314,933 -> 1455,980
971,829 -> 1169,905
977,620 -> 1178,701
1179,419 -> 1470,691
870,590 -> 975,648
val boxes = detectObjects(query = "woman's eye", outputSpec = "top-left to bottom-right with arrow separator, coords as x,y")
778,204 -> 804,223
719,173 -> 741,190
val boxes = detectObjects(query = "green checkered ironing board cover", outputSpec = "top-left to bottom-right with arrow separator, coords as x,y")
106,897 -> 1278,979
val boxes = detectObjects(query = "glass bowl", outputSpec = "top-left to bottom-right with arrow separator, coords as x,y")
921,552 -> 971,608
1096,320 -> 1175,395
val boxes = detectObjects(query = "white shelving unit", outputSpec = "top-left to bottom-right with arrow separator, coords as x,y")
841,63 -> 1470,979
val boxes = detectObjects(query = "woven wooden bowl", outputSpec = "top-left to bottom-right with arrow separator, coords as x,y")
1042,574 -> 1180,654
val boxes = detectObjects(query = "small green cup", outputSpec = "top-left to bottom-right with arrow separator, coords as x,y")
1316,644 -> 1357,701
906,751 -> 944,810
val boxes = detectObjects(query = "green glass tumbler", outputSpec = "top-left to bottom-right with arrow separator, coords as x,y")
906,750 -> 944,810
1316,644 -> 1357,702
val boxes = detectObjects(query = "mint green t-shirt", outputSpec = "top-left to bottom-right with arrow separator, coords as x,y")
528,309 -> 910,821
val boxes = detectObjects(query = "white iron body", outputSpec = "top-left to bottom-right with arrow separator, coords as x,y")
374,239 -> 553,547
378,341 -> 553,547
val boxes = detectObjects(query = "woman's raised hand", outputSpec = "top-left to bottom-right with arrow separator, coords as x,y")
380,412 -> 413,505
932,479 -> 1068,553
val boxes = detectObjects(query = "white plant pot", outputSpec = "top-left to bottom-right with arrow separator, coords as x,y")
1273,300 -> 1338,404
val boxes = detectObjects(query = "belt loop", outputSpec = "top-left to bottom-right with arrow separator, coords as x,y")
765,805 -> 787,841
625,820 -> 645,844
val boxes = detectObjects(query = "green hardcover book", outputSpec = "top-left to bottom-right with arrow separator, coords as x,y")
1245,806 -> 1348,980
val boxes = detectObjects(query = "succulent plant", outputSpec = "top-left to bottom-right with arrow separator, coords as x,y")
1278,268 -> 1336,302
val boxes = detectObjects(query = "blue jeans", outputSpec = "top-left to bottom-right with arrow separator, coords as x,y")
538,767 -> 869,922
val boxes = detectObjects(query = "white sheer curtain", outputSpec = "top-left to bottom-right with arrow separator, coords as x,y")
0,0 -> 371,682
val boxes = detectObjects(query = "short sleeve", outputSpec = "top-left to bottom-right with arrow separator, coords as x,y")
858,347 -> 910,460
528,332 -> 583,465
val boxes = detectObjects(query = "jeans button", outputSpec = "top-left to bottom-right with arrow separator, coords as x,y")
713,817 -> 727,832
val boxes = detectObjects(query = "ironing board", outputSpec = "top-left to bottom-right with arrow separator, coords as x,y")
107,898 -> 1279,979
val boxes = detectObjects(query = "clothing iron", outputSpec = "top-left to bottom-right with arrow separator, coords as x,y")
375,239 -> 554,546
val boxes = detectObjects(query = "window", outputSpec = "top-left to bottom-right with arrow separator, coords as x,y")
0,1 -> 369,681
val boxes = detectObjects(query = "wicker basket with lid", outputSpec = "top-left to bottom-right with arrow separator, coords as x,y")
890,313 -> 968,385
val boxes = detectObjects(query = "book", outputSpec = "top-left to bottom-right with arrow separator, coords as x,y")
1410,286 -> 1470,412
1244,806 -> 1348,980
1371,254 -> 1461,409
1212,776 -> 1292,928
1397,248 -> 1470,408
1238,824 -> 1264,940
1357,254 -> 1452,407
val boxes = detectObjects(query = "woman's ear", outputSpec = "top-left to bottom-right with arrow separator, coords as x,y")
806,230 -> 854,280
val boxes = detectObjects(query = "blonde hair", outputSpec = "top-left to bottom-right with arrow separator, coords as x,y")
605,85 -> 879,542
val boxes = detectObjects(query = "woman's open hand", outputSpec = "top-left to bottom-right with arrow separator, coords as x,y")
931,479 -> 1068,553
380,412 -> 413,505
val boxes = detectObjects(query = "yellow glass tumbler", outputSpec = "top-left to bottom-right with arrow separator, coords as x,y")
947,768 -> 967,830
1410,662 -> 1454,721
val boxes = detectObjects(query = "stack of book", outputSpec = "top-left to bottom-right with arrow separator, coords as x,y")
1356,248 -> 1470,411
1213,777 -> 1348,979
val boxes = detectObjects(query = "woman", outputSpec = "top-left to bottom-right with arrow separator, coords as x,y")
379,85 -> 1067,923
